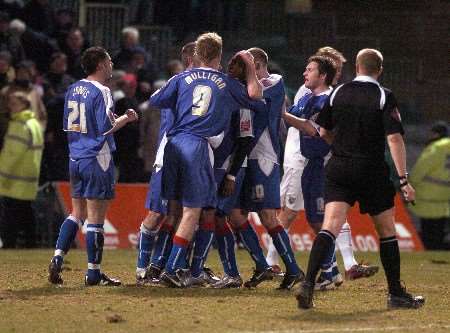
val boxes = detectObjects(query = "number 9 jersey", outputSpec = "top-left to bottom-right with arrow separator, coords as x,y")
63,79 -> 116,159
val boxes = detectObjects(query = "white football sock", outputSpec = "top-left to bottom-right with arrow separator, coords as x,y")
336,222 -> 358,271
266,241 -> 279,266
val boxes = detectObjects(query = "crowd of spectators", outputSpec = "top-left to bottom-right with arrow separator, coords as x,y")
0,0 -> 180,187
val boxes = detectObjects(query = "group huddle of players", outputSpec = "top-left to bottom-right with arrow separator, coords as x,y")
48,32 -> 379,294
133,33 -> 380,291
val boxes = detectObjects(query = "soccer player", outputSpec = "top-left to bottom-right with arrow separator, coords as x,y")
282,55 -> 343,290
225,47 -> 304,290
268,46 -> 378,282
135,42 -> 196,285
149,32 -> 265,287
189,53 -> 257,288
48,46 -> 138,286
297,49 -> 424,309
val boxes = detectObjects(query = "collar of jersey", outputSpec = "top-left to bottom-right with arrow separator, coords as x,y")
316,87 -> 333,96
195,67 -> 221,73
353,75 -> 380,85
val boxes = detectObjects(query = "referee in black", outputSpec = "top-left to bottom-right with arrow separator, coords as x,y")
296,48 -> 424,310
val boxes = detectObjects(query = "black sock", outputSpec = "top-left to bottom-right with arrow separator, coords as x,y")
379,236 -> 401,294
305,230 -> 336,284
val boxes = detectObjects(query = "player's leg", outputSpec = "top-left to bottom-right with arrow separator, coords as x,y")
48,157 -> 88,284
161,206 -> 202,287
268,167 -> 304,267
301,160 -> 342,290
48,198 -> 86,284
297,201 -> 350,309
227,209 -> 273,288
372,208 -> 424,309
336,221 -> 379,280
136,210 -> 163,284
160,135 -> 216,287
84,198 -> 120,286
213,214 -> 242,288
189,208 -> 217,286
259,208 -> 304,290
136,169 -> 166,284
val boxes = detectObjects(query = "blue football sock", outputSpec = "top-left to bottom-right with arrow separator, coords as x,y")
136,223 -> 158,270
150,224 -> 174,269
238,221 -> 269,271
269,225 -> 300,275
216,225 -> 239,277
54,215 -> 83,260
165,236 -> 189,275
191,223 -> 215,278
86,224 -> 104,282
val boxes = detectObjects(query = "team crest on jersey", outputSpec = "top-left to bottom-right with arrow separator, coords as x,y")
288,196 -> 296,204
241,119 -> 251,132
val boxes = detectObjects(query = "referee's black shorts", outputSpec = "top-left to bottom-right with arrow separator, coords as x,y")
324,156 -> 396,216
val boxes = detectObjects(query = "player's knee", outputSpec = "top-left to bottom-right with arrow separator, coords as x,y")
259,211 -> 278,230
143,210 -> 163,228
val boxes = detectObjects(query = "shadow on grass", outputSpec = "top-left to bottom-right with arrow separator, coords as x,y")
6,283 -> 298,300
283,307 -> 388,323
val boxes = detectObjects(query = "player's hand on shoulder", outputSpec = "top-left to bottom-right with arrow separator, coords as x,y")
125,109 -> 139,122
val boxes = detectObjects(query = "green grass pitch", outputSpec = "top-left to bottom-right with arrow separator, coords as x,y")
0,249 -> 449,333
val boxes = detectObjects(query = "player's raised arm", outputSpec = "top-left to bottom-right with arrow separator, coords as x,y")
239,51 -> 263,99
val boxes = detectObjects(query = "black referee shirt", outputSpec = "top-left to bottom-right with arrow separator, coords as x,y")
316,76 -> 404,161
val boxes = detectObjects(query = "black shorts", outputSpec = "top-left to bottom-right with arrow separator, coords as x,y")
324,156 -> 396,216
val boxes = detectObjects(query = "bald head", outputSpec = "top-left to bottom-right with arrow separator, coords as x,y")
356,48 -> 383,77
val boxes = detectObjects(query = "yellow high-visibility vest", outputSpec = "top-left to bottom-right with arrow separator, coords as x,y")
410,137 -> 450,219
0,110 -> 44,200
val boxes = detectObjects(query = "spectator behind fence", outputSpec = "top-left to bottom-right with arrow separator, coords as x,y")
9,18 -> 59,73
0,11 -> 25,65
114,73 -> 144,182
127,46 -> 155,102
1,60 -> 47,129
113,26 -> 143,70
410,121 -> 450,250
60,27 -> 89,80
0,91 -> 44,248
40,52 -> 75,182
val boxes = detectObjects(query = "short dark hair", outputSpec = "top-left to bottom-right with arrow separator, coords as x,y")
81,46 -> 109,76
181,42 -> 195,68
248,47 -> 268,66
307,55 -> 336,86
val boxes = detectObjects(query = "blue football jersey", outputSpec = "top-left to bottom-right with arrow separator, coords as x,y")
157,108 -> 174,146
249,74 -> 285,163
150,68 -> 266,139
63,79 -> 116,159
295,90 -> 332,159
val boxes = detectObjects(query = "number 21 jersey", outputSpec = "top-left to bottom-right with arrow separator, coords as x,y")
63,79 -> 116,159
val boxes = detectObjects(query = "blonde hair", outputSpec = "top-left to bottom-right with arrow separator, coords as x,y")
356,48 -> 383,75
194,32 -> 222,64
316,46 -> 346,64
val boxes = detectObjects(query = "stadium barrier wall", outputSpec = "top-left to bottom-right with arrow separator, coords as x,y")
55,182 -> 424,251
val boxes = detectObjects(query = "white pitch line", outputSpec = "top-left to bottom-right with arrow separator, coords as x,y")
238,324 -> 450,333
